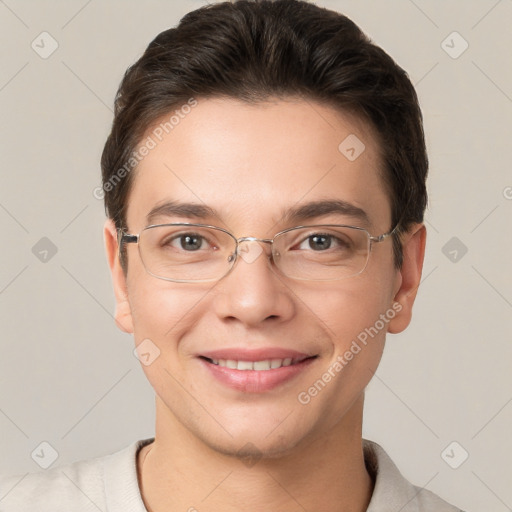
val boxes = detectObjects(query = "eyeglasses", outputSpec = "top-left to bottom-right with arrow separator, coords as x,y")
119,222 -> 398,283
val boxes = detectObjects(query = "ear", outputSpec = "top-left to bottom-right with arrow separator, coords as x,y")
387,223 -> 426,334
104,219 -> 134,334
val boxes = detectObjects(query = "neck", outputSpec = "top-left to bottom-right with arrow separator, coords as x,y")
138,395 -> 373,512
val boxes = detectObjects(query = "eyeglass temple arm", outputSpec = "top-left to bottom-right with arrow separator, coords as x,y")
119,233 -> 138,244
369,221 -> 401,244
117,231 -> 138,253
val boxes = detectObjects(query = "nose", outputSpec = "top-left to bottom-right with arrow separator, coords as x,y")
212,239 -> 295,327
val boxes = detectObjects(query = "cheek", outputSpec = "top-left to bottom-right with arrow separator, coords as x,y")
127,280 -> 215,396
291,279 -> 393,396
127,273 -> 215,344
290,276 -> 393,348
289,281 -> 392,431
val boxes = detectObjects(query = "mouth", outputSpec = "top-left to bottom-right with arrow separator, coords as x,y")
197,349 -> 318,393
199,355 -> 311,371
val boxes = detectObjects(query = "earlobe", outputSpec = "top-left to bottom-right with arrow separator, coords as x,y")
104,219 -> 134,334
387,223 -> 426,334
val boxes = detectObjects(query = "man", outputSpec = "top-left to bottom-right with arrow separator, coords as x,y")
0,1 -> 464,510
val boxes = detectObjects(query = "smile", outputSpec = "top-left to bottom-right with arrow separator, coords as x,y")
204,357 -> 304,371
198,350 -> 318,393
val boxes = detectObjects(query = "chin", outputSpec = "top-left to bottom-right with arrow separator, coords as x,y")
189,410 -> 320,463
204,430 -> 308,462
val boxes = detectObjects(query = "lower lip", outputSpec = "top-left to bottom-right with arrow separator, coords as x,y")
199,357 -> 316,393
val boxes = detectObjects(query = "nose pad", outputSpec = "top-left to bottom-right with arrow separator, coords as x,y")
237,240 -> 265,264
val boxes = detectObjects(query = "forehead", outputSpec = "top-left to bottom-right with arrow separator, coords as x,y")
125,97 -> 390,234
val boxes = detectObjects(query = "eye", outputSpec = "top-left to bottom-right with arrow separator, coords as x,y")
296,232 -> 350,251
163,232 -> 210,251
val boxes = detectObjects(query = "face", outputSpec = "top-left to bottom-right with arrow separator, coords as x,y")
105,97 -> 425,458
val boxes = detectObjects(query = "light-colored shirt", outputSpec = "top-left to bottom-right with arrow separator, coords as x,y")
0,438 -> 463,511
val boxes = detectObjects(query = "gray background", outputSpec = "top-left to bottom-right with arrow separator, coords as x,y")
1,1 -> 511,510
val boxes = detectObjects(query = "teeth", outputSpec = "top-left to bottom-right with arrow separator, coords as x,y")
237,360 -> 253,370
209,358 -> 299,370
253,360 -> 271,371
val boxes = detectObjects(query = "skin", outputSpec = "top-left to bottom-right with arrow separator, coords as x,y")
104,97 -> 426,512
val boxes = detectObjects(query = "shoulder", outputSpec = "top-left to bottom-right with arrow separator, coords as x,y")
0,455 -> 108,512
363,439 -> 465,512
0,439 -> 152,512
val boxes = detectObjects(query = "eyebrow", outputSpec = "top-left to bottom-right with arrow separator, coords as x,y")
146,201 -> 218,225
281,199 -> 370,227
146,199 -> 370,227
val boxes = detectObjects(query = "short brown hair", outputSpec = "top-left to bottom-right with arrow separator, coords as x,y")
101,0 -> 428,270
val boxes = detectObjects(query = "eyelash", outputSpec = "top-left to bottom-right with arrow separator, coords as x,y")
162,231 -> 350,252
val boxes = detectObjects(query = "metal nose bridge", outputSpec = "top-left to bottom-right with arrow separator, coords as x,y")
236,237 -> 273,244
234,237 -> 275,261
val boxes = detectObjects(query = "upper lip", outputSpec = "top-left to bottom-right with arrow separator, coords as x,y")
199,348 -> 316,362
